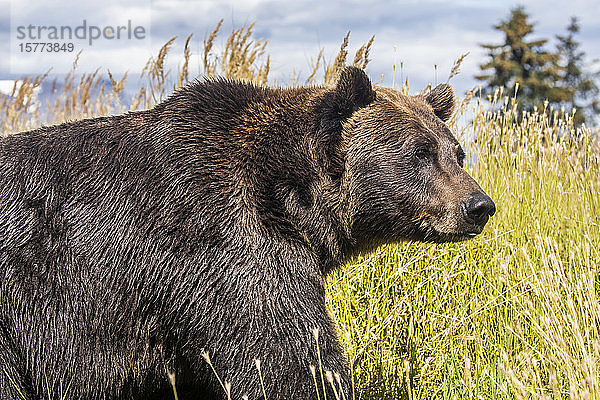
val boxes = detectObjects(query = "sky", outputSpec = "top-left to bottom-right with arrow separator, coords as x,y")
0,0 -> 599,97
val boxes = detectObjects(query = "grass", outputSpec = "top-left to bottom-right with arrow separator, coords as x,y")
1,20 -> 599,400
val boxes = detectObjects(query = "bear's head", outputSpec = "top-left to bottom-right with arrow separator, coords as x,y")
324,67 -> 495,245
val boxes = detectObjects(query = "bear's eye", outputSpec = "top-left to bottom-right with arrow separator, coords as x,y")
457,148 -> 466,167
414,146 -> 432,162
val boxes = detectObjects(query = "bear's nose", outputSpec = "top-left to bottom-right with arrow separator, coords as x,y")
462,194 -> 496,226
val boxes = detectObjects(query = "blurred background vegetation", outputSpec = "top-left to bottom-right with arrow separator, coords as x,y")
476,6 -> 599,126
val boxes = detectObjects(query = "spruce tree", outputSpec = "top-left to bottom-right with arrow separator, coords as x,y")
556,17 -> 599,125
476,7 -> 569,112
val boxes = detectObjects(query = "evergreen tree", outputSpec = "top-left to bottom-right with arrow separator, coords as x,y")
556,17 -> 599,125
476,7 -> 570,112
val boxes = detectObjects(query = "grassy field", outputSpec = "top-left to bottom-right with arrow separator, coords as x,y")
1,22 -> 599,400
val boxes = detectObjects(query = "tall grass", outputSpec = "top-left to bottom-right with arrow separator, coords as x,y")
1,21 -> 598,400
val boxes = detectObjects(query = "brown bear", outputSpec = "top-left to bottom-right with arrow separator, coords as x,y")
0,66 -> 495,399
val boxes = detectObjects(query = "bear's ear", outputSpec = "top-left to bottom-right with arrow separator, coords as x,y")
318,67 -> 375,181
425,83 -> 455,122
332,66 -> 376,117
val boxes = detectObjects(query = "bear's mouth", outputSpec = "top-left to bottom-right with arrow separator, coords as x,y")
409,212 -> 489,243
465,223 -> 485,237
422,226 -> 484,243
444,231 -> 479,242
455,224 -> 486,241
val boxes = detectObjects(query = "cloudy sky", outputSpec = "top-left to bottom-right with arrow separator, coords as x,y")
1,0 -> 599,96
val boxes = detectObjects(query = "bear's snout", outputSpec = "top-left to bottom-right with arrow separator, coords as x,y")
461,193 -> 496,232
